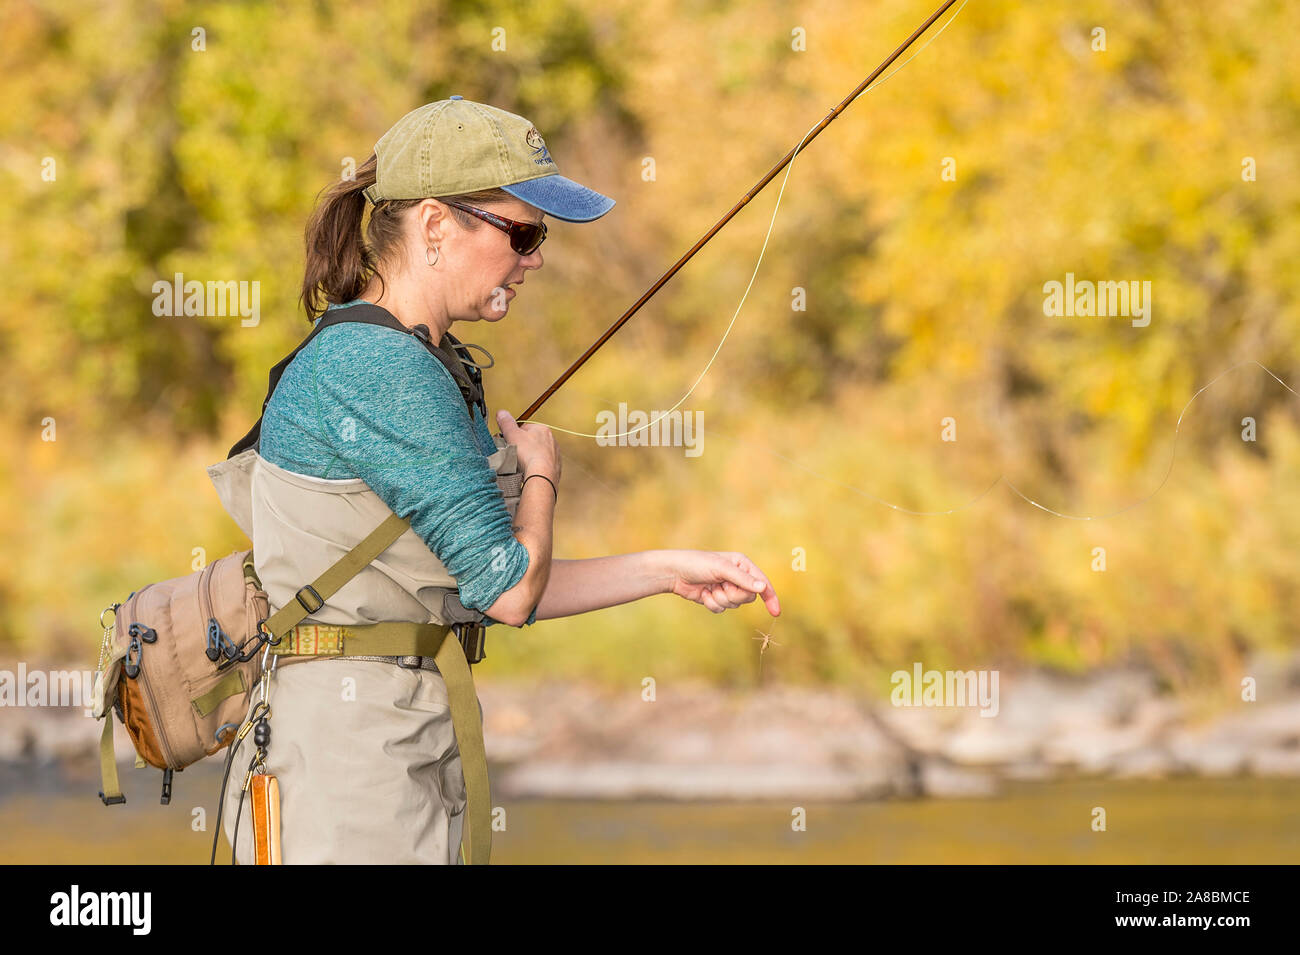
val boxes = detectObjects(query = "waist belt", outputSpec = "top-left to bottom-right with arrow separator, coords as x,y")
270,621 -> 486,664
344,655 -> 440,671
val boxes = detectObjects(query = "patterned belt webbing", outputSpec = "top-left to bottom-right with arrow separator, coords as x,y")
276,624 -> 346,656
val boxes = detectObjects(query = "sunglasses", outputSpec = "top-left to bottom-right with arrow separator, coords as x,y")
443,200 -> 547,255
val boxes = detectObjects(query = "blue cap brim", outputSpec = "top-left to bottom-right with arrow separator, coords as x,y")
500,174 -> 615,223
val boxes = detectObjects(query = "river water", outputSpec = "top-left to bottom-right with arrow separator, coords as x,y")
2,758 -> 1295,863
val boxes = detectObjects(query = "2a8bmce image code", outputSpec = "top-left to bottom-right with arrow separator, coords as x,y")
1116,891 -> 1250,905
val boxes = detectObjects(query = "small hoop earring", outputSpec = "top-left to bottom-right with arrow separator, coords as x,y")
425,246 -> 440,268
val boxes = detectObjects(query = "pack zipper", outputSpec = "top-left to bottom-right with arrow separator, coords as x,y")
199,561 -> 236,662
121,594 -> 177,770
137,663 -> 177,769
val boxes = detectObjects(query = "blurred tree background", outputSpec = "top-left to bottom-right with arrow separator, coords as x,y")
1,0 -> 1296,700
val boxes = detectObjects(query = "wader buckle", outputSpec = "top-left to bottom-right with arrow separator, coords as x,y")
455,622 -> 486,665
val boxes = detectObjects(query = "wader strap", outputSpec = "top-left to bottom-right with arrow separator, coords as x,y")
432,628 -> 492,865
262,512 -> 412,639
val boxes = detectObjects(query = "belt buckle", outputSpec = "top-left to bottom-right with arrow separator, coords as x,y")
397,656 -> 423,669
455,622 -> 486,665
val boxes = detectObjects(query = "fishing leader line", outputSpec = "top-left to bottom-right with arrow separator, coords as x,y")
552,358 -> 1299,520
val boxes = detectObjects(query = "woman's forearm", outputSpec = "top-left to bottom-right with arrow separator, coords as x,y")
532,550 -> 675,620
482,478 -> 555,626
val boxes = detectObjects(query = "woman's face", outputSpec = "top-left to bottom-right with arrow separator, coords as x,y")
429,197 -> 545,324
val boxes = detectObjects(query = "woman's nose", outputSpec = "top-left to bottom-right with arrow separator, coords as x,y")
521,248 -> 543,269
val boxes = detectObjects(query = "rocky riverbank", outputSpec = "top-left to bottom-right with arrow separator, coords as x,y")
3,654 -> 1298,800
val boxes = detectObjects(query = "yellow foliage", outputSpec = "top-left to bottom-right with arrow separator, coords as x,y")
2,0 -> 1298,696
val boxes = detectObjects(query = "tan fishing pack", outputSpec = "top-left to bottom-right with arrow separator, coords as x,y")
92,552 -> 271,804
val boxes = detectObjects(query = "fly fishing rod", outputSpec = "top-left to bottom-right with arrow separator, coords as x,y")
517,0 -> 963,422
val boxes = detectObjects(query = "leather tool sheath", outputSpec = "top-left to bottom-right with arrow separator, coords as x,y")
250,774 -> 282,865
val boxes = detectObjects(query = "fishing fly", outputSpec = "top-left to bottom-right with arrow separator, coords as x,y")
752,624 -> 782,679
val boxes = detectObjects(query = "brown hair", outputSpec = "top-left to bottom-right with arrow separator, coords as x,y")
300,153 -> 517,320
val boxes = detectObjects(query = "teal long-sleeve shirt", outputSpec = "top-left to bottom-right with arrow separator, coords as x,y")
259,300 -> 535,627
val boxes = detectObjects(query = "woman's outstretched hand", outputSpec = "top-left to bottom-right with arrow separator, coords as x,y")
663,549 -> 780,617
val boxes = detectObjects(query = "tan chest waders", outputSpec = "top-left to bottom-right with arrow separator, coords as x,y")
95,303 -> 521,865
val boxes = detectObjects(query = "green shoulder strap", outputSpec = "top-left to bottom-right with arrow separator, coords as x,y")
263,512 -> 412,638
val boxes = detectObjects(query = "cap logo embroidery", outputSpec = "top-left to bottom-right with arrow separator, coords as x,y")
525,126 -> 555,167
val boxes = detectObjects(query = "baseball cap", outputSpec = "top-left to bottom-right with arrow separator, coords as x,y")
361,96 -> 615,223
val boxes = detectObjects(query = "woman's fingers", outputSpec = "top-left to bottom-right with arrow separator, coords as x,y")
713,553 -> 766,594
713,581 -> 756,609
704,586 -> 728,612
715,553 -> 781,616
727,553 -> 780,616
707,581 -> 757,611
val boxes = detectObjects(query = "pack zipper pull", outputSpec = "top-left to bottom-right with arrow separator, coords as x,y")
205,616 -> 239,659
123,632 -> 143,679
129,623 -> 157,644
205,620 -> 221,661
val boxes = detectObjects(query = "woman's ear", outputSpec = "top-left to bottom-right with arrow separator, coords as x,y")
418,198 -> 448,247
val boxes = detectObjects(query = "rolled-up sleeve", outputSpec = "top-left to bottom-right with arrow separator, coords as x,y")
306,324 -> 532,622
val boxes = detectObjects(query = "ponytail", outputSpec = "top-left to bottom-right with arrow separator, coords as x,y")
300,154 -> 383,321
300,153 -> 528,321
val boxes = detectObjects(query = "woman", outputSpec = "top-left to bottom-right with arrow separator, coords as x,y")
218,98 -> 780,864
